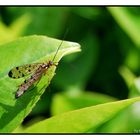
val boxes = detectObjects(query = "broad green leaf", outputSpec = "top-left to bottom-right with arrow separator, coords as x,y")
96,77 -> 140,133
108,7 -> 140,47
51,91 -> 116,115
95,107 -> 132,133
23,97 -> 140,133
0,35 -> 81,133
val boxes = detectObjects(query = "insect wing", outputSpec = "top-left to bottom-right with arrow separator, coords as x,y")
8,63 -> 42,79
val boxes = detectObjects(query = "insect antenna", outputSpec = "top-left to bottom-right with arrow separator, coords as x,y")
52,28 -> 69,62
52,39 -> 63,62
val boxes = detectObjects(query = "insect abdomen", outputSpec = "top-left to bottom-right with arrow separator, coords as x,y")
15,67 -> 46,98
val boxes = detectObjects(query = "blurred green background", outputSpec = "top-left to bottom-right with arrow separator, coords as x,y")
1,7 -> 140,133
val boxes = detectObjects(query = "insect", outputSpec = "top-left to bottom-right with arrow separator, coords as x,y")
8,40 -> 63,99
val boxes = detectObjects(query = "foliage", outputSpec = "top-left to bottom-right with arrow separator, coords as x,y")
0,7 -> 140,133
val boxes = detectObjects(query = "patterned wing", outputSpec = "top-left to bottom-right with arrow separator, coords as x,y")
8,63 -> 42,79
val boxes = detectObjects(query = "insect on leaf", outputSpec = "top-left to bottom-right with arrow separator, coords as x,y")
0,35 -> 81,133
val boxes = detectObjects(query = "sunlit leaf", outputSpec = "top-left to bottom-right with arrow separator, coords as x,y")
0,35 -> 81,132
23,97 -> 140,133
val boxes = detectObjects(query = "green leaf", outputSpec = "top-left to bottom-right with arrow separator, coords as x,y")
0,35 -> 81,133
108,7 -> 140,47
23,97 -> 140,133
51,91 -> 116,116
95,107 -> 132,133
97,78 -> 140,133
0,14 -> 30,44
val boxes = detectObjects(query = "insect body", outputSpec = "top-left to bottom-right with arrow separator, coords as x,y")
8,39 -> 63,99
9,61 -> 56,99
15,61 -> 55,98
8,30 -> 67,99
